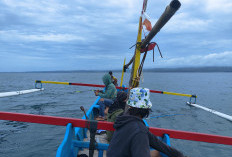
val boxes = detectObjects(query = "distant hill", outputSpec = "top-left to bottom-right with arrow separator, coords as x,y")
144,66 -> 232,72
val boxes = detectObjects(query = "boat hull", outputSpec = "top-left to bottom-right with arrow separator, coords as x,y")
56,96 -> 171,157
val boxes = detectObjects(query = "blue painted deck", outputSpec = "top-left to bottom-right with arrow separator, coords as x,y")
56,96 -> 102,157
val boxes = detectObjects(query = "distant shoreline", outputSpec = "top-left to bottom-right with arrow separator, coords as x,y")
1,66 -> 232,73
144,67 -> 232,72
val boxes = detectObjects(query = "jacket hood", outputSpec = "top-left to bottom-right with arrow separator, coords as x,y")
114,114 -> 144,129
117,91 -> 127,102
102,74 -> 112,86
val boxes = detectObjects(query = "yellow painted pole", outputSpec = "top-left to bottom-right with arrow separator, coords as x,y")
35,80 -> 196,98
163,91 -> 196,98
133,17 -> 142,81
129,0 -> 148,88
120,58 -> 126,87
36,80 -> 69,85
130,16 -> 143,88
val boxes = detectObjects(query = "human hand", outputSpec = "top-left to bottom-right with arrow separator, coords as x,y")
94,90 -> 99,96
99,98 -> 104,101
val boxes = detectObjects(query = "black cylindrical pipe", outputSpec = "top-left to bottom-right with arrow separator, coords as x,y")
141,0 -> 181,49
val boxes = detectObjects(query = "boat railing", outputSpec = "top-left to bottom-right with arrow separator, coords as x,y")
1,111 -> 232,157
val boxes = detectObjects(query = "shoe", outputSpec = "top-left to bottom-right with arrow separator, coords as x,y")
95,117 -> 105,121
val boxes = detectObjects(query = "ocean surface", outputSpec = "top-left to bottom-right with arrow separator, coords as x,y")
0,72 -> 231,157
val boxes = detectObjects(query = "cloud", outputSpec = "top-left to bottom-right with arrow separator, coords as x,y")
176,0 -> 232,14
153,51 -> 232,67
21,34 -> 85,42
148,0 -> 231,34
163,13 -> 212,33
0,0 -> 231,71
205,0 -> 232,14
0,30 -> 85,42
18,55 -> 51,60
74,54 -> 122,60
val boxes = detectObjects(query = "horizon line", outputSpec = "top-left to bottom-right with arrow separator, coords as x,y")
1,66 -> 232,73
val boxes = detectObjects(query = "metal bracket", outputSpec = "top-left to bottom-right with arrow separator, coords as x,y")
35,82 -> 42,89
189,95 -> 197,104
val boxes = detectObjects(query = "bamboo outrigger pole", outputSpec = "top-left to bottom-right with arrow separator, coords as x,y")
35,80 -> 196,98
1,111 -> 232,145
140,0 -> 181,49
0,88 -> 44,98
187,102 -> 232,122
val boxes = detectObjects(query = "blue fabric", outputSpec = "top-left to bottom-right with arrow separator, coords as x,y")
97,99 -> 113,117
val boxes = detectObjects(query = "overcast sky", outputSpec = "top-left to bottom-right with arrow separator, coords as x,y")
0,0 -> 231,72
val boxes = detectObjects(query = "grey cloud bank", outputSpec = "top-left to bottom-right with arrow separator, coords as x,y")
0,0 -> 231,72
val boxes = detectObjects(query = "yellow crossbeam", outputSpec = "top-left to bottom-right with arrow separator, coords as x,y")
163,91 -> 195,98
36,80 -> 69,85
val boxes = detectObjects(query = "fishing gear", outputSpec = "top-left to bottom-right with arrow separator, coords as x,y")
86,120 -> 98,157
80,106 -> 89,120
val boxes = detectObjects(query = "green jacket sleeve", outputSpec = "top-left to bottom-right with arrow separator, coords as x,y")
98,84 -> 117,99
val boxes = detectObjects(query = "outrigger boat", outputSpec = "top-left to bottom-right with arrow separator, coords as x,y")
0,0 -> 232,157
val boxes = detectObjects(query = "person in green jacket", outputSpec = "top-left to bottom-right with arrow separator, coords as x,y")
94,73 -> 117,120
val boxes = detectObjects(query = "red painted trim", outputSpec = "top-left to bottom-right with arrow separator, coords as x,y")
149,127 -> 232,145
70,82 -> 128,91
0,111 -> 114,131
1,111 -> 232,145
70,83 -> 105,88
150,89 -> 163,94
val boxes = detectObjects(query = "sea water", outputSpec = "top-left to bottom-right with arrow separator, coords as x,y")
0,72 -> 231,157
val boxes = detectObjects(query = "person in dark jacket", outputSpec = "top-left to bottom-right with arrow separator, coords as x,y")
107,87 -> 185,157
106,91 -> 127,142
94,73 -> 117,121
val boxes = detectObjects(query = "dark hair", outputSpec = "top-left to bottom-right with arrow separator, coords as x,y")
117,91 -> 127,102
109,71 -> 113,75
108,91 -> 127,114
128,107 -> 151,118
